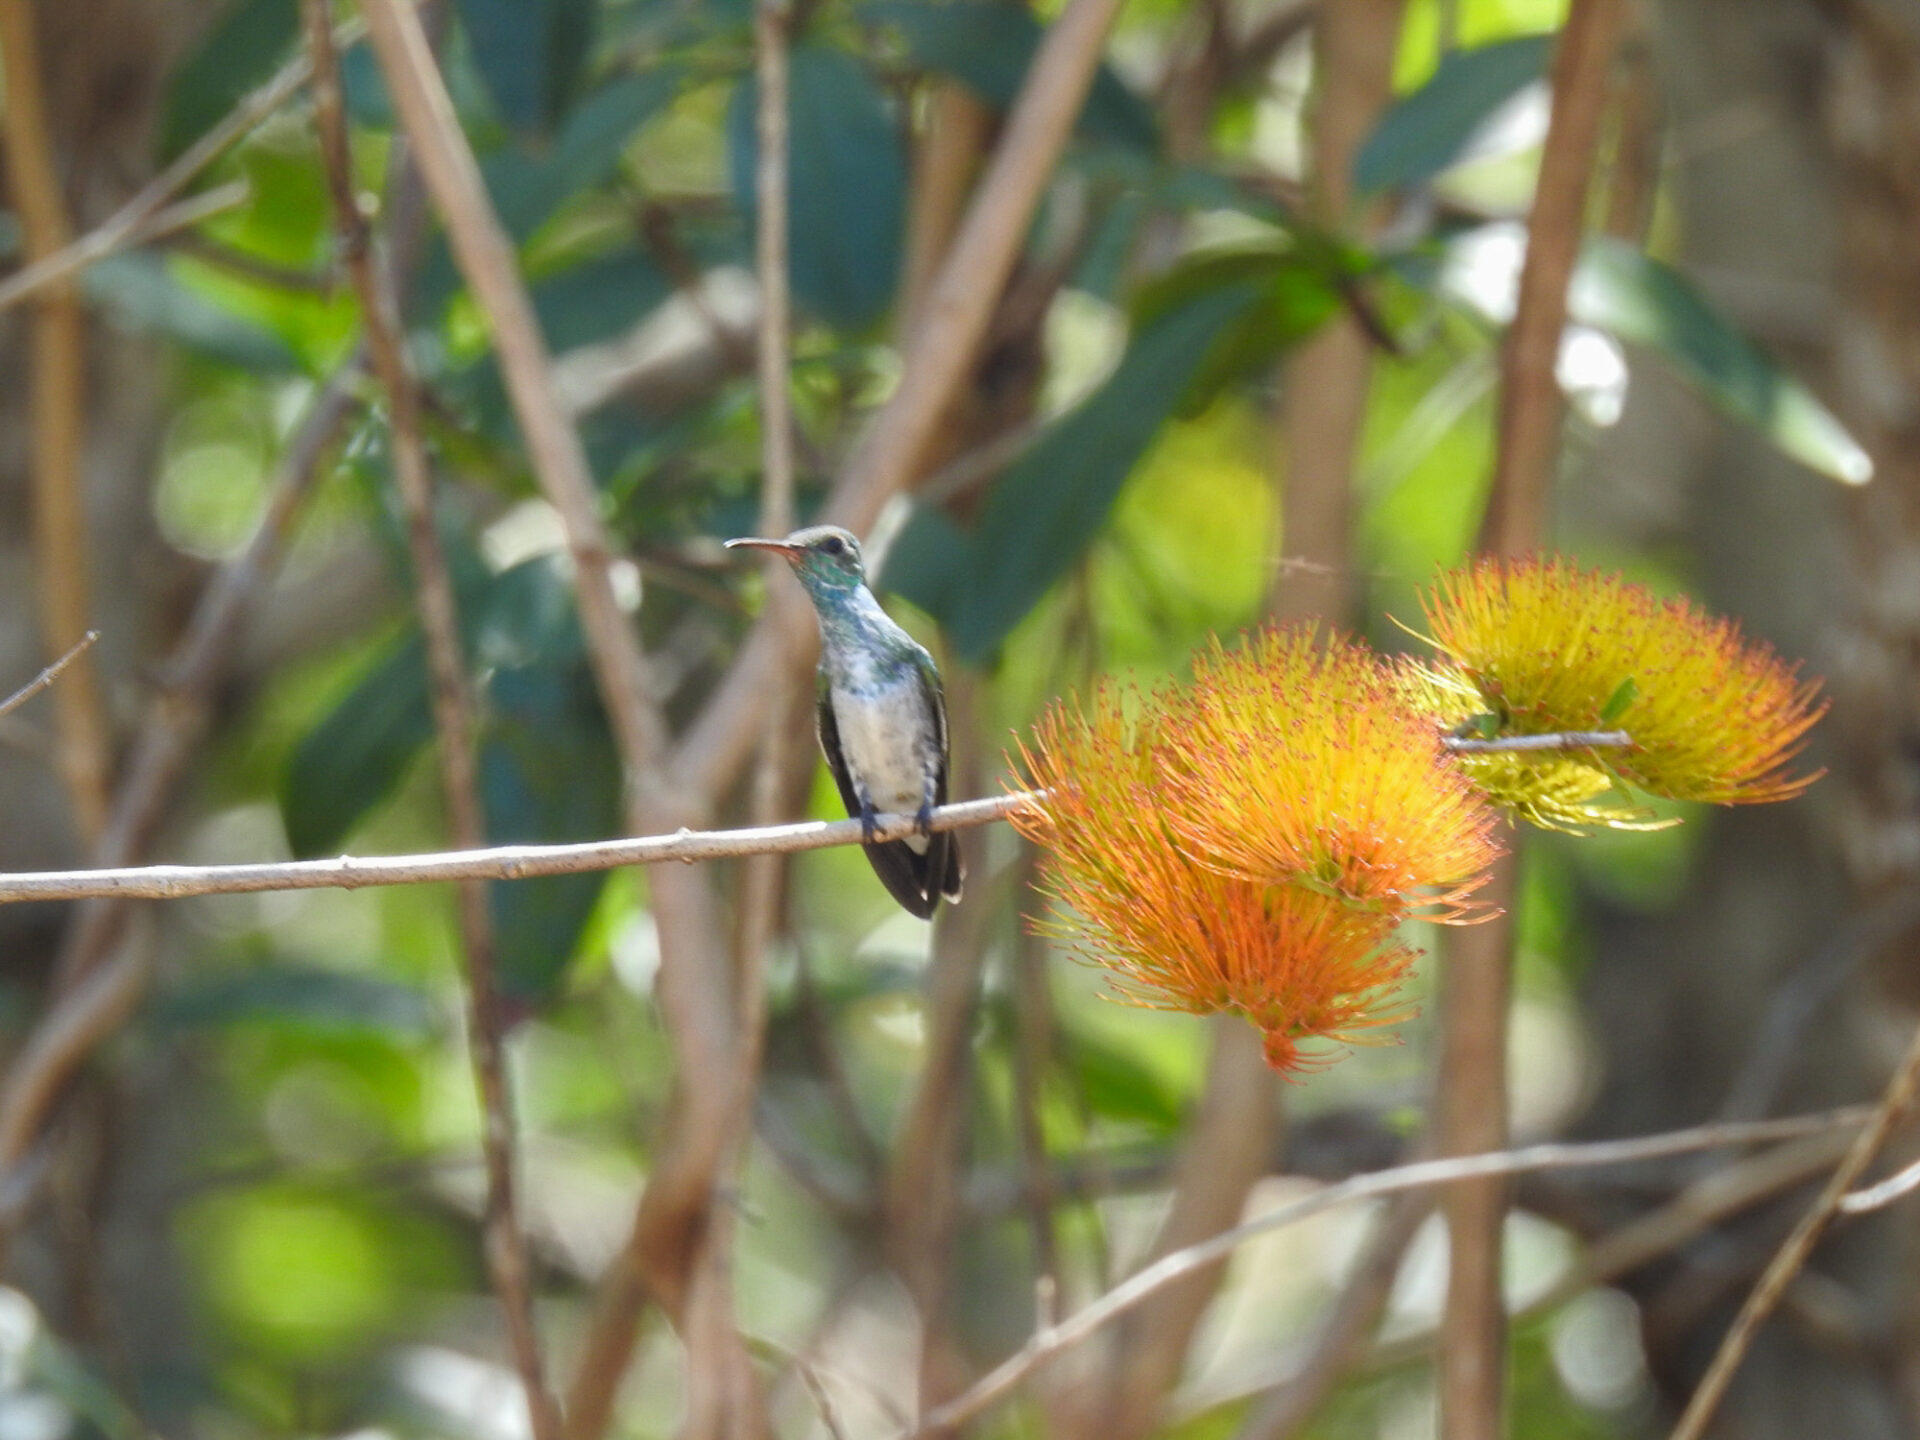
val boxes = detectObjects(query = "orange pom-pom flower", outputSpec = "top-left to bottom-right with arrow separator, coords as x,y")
1011,631 -> 1502,1074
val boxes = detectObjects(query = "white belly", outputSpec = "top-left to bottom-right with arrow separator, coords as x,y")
832,683 -> 934,852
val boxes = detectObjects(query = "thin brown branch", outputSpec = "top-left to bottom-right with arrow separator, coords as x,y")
1434,856 -> 1516,1439
359,0 -> 668,790
1233,1189 -> 1434,1440
0,181 -> 251,316
304,6 -> 562,1436
1480,0 -> 1627,553
903,1108 -> 1873,1440
675,3 -> 800,1435
1669,1025 -> 1920,1440
0,631 -> 98,723
0,18 -> 367,316
0,793 -> 1035,906
0,0 -> 112,841
672,0 -> 1133,805
1446,6 -> 1624,1433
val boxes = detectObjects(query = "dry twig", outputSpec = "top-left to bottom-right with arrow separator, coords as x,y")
1669,1029 -> 1920,1440
1443,4 -> 1626,1434
0,0 -> 112,840
903,1108 -> 1871,1440
304,5 -> 563,1434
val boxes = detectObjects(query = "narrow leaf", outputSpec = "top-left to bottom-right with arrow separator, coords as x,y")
1571,237 -> 1873,484
1354,34 -> 1553,195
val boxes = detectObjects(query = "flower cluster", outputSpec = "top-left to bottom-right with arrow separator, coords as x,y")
1409,557 -> 1827,826
1013,557 -> 1827,1076
1012,631 -> 1498,1073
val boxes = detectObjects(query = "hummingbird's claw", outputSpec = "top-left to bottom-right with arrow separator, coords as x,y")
858,797 -> 879,845
915,800 -> 934,837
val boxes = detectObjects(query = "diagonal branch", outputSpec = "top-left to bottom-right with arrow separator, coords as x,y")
359,0 -> 669,792
904,1108 -> 1874,1440
1668,1023 -> 1920,1440
0,15 -> 372,316
671,0 -> 1134,806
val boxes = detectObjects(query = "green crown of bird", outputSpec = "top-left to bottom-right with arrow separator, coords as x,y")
726,525 -> 963,919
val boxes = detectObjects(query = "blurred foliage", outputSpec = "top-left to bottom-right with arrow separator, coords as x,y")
0,0 -> 1863,1431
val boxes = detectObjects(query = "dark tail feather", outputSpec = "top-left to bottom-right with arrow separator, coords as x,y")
861,833 -> 962,919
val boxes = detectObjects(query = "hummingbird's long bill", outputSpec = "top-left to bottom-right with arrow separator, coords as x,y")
723,536 -> 803,558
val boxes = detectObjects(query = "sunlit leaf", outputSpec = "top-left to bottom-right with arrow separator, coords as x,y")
1354,34 -> 1553,195
281,634 -> 434,859
1571,237 -> 1873,484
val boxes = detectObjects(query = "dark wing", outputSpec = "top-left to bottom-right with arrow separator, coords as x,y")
817,680 -> 946,919
915,658 -> 964,906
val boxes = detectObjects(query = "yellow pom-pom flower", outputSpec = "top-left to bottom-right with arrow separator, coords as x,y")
1412,557 -> 1826,817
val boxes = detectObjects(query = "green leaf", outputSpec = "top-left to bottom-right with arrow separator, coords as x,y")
875,502 -> 971,626
480,680 -> 621,1002
486,70 -> 683,241
728,45 -> 906,328
1570,237 -> 1873,484
936,278 -> 1268,661
531,247 -> 671,350
864,0 -> 1157,151
281,634 -> 434,859
156,966 -> 440,1038
1068,1026 -> 1184,1129
1599,675 -> 1639,724
454,0 -> 598,136
1132,245 -> 1348,415
161,0 -> 298,159
86,253 -> 301,373
1354,34 -> 1553,195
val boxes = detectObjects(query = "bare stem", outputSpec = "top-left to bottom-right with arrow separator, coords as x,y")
304,5 -> 563,1435
0,0 -> 112,841
1668,1025 -> 1920,1440
0,795 -> 1038,906
359,0 -> 669,794
1446,3 -> 1625,1432
904,1107 -> 1873,1440
0,16 -> 370,316
0,632 -> 99,723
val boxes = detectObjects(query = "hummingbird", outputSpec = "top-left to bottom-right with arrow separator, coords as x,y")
725,525 -> 963,919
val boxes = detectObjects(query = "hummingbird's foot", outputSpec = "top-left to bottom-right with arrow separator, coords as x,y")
915,800 -> 934,837
858,797 -> 879,845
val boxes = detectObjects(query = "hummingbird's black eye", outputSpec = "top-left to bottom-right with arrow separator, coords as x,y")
822,536 -> 846,556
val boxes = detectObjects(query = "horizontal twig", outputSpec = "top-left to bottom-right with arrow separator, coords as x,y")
1444,728 -> 1631,753
904,1106 -> 1874,1439
0,729 -> 1638,906
0,794 -> 1041,905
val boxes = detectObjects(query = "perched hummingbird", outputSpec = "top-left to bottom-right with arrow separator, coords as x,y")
725,525 -> 963,919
